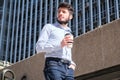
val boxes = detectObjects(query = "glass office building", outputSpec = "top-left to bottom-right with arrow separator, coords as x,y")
0,0 -> 120,63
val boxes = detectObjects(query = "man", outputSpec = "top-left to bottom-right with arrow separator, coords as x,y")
36,2 -> 76,80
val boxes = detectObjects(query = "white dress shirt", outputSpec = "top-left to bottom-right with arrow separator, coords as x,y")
36,22 -> 75,65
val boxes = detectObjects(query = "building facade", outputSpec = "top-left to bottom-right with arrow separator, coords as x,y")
0,0 -> 120,64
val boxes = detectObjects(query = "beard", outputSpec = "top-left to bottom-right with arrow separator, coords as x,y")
57,19 -> 69,25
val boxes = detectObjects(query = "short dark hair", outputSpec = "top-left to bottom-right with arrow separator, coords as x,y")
58,2 -> 74,15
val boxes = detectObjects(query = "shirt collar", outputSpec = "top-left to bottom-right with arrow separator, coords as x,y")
53,22 -> 71,32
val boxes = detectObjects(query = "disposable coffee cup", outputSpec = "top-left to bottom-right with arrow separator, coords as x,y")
65,33 -> 73,48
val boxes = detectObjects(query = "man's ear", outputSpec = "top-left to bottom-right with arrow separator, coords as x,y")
69,15 -> 73,20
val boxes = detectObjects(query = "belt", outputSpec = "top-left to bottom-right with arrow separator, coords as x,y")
46,57 -> 70,64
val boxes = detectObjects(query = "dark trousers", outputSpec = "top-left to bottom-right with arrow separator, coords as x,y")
43,57 -> 74,80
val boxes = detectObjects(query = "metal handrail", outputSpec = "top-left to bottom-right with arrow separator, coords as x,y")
1,69 -> 15,80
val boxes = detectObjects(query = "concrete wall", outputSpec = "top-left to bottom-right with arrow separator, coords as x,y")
73,19 -> 120,77
0,53 -> 45,80
0,19 -> 120,80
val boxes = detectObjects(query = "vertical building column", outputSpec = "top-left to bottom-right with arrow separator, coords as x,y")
50,0 -> 53,23
75,0 -> 78,36
44,0 -> 48,24
23,0 -> 29,59
28,0 -> 33,57
33,0 -> 38,54
55,0 -> 59,22
115,0 -> 119,19
18,0 -> 25,61
14,0 -> 21,63
106,0 -> 110,23
97,0 -> 101,26
82,0 -> 85,33
90,0 -> 93,30
5,0 -> 13,63
10,0 -> 17,63
68,0 -> 72,28
0,0 -> 7,59
39,0 -> 43,32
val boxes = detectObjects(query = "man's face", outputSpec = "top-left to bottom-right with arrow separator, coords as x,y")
57,8 -> 72,24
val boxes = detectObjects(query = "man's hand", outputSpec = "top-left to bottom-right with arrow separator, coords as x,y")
61,35 -> 73,47
68,64 -> 76,70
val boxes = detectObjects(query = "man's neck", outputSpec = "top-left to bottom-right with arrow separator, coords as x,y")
60,23 -> 68,28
